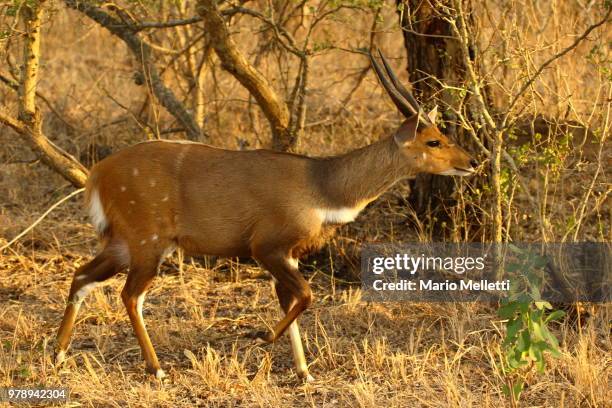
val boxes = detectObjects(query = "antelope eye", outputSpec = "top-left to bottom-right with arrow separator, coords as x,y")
426,140 -> 441,148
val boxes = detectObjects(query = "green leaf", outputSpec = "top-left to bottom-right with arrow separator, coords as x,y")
535,301 -> 552,310
507,353 -> 520,369
512,382 -> 524,400
545,310 -> 565,323
540,324 -> 557,344
506,263 -> 521,273
508,243 -> 524,254
498,301 -> 520,319
533,255 -> 548,269
517,330 -> 531,352
531,320 -> 545,342
504,318 -> 523,346
530,342 -> 546,372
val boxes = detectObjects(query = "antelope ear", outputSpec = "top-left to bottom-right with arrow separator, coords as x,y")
427,105 -> 438,124
393,115 -> 419,146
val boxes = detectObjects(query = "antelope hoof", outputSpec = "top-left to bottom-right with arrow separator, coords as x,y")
248,330 -> 274,344
146,366 -> 166,380
54,349 -> 67,366
155,369 -> 166,380
297,368 -> 314,383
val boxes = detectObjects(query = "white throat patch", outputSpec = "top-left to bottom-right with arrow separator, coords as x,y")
316,206 -> 365,224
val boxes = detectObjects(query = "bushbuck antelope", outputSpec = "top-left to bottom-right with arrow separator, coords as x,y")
54,51 -> 477,381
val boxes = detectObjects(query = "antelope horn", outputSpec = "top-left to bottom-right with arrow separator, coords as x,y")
377,50 -> 426,122
369,52 -> 418,118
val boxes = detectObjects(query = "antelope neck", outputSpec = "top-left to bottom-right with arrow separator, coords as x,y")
313,137 -> 410,208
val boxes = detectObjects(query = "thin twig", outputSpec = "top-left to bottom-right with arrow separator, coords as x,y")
503,7 -> 612,127
0,188 -> 85,253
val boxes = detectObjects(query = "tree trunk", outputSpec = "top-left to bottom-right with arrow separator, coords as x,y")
396,0 -> 473,214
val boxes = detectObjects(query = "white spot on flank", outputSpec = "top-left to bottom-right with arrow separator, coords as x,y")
88,189 -> 108,234
129,200 -> 136,205
150,179 -> 156,187
161,195 -> 169,202
316,205 -> 365,224
151,234 -> 159,241
132,168 -> 139,176
140,239 -> 147,245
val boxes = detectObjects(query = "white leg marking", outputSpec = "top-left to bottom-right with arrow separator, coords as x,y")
88,189 -> 107,234
55,350 -> 66,365
74,282 -> 98,302
136,292 -> 146,326
75,274 -> 88,281
155,368 -> 166,380
288,320 -> 311,380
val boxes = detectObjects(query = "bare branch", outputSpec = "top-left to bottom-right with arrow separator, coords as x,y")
230,6 -> 302,56
18,1 -> 43,118
126,16 -> 202,31
0,188 -> 85,254
1,71 -> 75,129
503,7 -> 612,128
0,0 -> 88,188
64,0 -> 206,141
197,0 -> 293,150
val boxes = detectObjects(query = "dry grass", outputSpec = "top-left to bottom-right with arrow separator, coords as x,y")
0,0 -> 610,406
0,241 -> 610,407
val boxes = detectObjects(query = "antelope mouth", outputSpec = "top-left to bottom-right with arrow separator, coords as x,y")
438,167 -> 476,177
453,167 -> 476,176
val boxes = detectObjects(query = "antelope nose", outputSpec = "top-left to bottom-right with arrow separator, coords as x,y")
469,159 -> 479,169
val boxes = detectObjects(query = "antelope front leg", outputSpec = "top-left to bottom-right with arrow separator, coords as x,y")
254,251 -> 314,380
276,281 -> 313,381
121,255 -> 165,380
